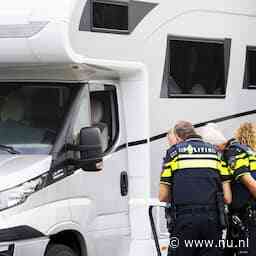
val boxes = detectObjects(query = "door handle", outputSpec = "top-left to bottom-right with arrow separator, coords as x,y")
120,171 -> 128,196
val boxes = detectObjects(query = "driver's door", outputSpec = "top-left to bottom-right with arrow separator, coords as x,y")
69,82 -> 130,256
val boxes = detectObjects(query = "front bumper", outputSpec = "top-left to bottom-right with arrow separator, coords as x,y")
0,226 -> 49,256
0,238 -> 49,256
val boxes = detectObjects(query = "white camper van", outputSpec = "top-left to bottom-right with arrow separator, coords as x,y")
0,0 -> 256,255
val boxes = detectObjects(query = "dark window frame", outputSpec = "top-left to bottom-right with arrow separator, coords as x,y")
89,85 -> 120,153
161,35 -> 231,99
90,0 -> 130,34
243,46 -> 256,89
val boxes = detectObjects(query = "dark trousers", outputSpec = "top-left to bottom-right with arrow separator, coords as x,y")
247,224 -> 256,256
168,211 -> 223,256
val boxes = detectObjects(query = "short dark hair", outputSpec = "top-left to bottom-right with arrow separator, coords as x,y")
174,121 -> 198,140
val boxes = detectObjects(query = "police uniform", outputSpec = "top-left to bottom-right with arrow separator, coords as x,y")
161,135 -> 230,256
223,139 -> 256,256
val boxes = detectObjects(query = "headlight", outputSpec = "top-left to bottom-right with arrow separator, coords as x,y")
0,174 -> 48,211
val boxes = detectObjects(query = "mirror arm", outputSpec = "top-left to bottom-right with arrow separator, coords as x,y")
51,158 -> 103,172
66,143 -> 102,152
54,155 -> 106,167
64,143 -> 107,160
66,158 -> 103,172
50,157 -> 103,175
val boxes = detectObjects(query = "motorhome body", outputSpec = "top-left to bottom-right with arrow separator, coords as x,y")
0,0 -> 255,255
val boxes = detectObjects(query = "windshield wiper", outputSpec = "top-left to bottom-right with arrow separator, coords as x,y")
0,144 -> 20,154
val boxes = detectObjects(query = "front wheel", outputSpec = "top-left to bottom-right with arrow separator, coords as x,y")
45,244 -> 77,256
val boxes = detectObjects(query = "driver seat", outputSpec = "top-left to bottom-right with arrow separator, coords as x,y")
90,99 -> 109,152
1,91 -> 26,123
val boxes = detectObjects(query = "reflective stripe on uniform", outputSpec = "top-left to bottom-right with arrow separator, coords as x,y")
160,181 -> 171,186
235,172 -> 251,180
178,154 -> 219,160
250,161 -> 256,171
234,158 -> 249,169
162,154 -> 222,178
175,159 -> 219,170
235,153 -> 248,160
218,160 -> 230,176
164,159 -> 179,173
228,167 -> 234,175
164,156 -> 178,167
161,168 -> 171,178
249,155 -> 256,171
249,155 -> 256,161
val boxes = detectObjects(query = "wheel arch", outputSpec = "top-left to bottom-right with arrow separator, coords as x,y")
46,229 -> 87,256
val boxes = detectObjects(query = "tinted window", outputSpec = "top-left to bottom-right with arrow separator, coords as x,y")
92,1 -> 129,31
0,85 -> 75,154
244,47 -> 256,89
161,37 -> 231,98
90,85 -> 119,152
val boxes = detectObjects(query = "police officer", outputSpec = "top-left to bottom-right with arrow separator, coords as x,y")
159,121 -> 231,256
223,123 -> 256,256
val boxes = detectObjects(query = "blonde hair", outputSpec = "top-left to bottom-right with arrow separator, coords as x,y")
167,128 -> 173,135
235,122 -> 256,151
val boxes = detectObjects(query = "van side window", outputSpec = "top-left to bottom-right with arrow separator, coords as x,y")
161,36 -> 231,98
90,85 -> 119,152
243,47 -> 256,89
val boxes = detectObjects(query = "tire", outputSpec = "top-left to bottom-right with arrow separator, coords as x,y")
45,244 -> 77,256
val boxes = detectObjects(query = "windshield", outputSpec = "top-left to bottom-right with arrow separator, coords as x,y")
0,84 -> 77,154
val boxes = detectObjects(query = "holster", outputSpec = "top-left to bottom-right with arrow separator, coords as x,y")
245,207 -> 256,225
216,191 -> 227,229
230,214 -> 247,239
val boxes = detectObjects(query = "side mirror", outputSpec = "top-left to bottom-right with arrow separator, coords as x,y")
79,127 -> 103,171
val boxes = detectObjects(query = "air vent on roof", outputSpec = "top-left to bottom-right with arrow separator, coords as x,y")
91,1 -> 129,33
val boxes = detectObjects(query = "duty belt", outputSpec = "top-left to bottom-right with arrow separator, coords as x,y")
176,205 -> 217,215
